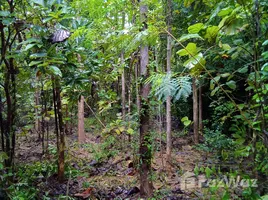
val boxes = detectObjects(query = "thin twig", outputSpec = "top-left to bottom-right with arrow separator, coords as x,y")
84,100 -> 106,128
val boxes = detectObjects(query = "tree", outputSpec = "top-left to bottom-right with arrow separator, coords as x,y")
138,0 -> 153,197
166,0 -> 173,164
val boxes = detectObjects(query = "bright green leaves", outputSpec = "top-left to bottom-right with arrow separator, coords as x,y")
177,43 -> 197,56
183,53 -> 206,70
178,34 -> 203,42
217,7 -> 233,17
204,26 -> 219,43
188,23 -> 204,34
181,116 -> 191,127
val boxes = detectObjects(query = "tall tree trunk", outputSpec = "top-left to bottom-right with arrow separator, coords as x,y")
198,85 -> 203,135
166,0 -> 172,164
35,77 -> 41,138
192,78 -> 199,144
55,78 -> 65,182
139,1 -> 153,197
121,10 -> 126,121
78,96 -> 85,143
121,53 -> 126,121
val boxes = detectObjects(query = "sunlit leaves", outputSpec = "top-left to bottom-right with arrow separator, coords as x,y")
178,34 -> 203,42
188,23 -> 204,34
204,26 -> 219,43
177,43 -> 197,56
183,53 -> 206,70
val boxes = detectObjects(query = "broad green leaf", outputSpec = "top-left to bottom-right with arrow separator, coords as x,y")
177,43 -> 197,57
178,34 -> 203,42
49,66 -> 62,77
29,60 -> 43,67
226,80 -> 236,90
181,116 -> 189,122
204,26 -> 219,43
127,128 -> 134,135
238,66 -> 248,73
30,53 -> 47,59
211,86 -> 220,96
183,53 -> 205,69
25,43 -> 36,51
0,11 -> 10,17
218,7 -> 233,17
262,40 -> 268,46
188,23 -> 204,34
221,73 -> 230,78
261,195 -> 268,200
222,44 -> 231,51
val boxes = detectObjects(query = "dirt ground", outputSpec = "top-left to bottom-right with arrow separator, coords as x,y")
15,131 -> 215,200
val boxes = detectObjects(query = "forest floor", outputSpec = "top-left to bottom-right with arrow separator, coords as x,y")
15,130 -> 229,200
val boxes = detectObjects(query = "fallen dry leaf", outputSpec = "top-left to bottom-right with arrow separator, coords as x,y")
74,187 -> 93,199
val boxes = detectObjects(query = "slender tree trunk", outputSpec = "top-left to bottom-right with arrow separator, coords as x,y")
139,1 -> 153,197
0,93 -> 5,152
198,85 -> 203,135
52,78 -> 59,150
55,78 -> 65,182
35,77 -> 41,138
166,0 -> 172,164
78,96 -> 85,143
121,53 -> 126,121
192,78 -> 199,144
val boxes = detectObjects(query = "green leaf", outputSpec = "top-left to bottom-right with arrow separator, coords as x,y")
238,66 -> 248,73
262,40 -> 268,46
183,53 -> 205,69
127,128 -> 134,135
32,0 -> 45,6
204,26 -> 219,43
222,44 -> 231,51
218,7 -> 233,17
181,116 -> 189,122
188,23 -> 204,34
49,66 -> 62,77
30,52 -> 47,59
178,34 -> 203,42
211,86 -> 220,96
29,60 -> 43,67
25,43 -> 36,51
226,80 -> 236,90
177,43 -> 197,57
221,73 -> 230,78
0,11 -> 10,17
261,195 -> 268,200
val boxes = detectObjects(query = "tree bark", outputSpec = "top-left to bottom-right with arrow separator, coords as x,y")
198,85 -> 203,135
139,1 -> 153,198
78,96 -> 85,143
121,52 -> 126,121
166,0 -> 172,164
55,78 -> 65,182
192,78 -> 199,144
